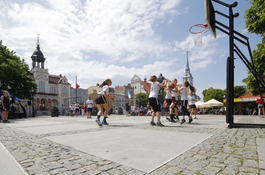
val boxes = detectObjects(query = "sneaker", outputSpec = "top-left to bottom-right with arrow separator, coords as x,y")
166,117 -> 171,122
170,116 -> 176,123
95,119 -> 103,126
3,120 -> 6,123
5,120 -> 10,123
189,118 -> 193,123
101,120 -> 109,125
150,121 -> 156,126
156,121 -> 165,127
194,117 -> 198,119
180,119 -> 186,125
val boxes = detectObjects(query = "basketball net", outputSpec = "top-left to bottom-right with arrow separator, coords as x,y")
189,24 -> 209,46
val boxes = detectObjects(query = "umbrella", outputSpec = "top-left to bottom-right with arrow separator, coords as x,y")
195,101 -> 206,108
204,99 -> 223,107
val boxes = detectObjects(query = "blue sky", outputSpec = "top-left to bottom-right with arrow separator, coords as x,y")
0,0 -> 262,100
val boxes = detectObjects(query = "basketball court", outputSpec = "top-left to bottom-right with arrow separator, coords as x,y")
6,115 -> 218,173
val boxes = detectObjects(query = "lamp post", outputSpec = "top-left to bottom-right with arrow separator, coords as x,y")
31,88 -> 35,117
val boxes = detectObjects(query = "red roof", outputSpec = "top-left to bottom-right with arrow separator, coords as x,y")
141,81 -> 151,93
240,92 -> 265,98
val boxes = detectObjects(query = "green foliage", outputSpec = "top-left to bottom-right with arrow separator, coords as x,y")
243,0 -> 265,96
135,92 -> 149,107
244,0 -> 265,37
202,87 -> 226,102
233,85 -> 247,98
0,40 -> 37,99
242,42 -> 265,95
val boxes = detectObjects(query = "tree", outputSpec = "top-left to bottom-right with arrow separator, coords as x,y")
234,85 -> 247,98
0,40 -> 37,99
202,87 -> 225,102
135,92 -> 149,107
242,0 -> 265,95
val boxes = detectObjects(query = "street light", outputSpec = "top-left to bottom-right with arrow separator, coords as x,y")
31,87 -> 35,117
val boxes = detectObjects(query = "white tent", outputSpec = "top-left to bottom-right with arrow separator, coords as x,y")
195,101 -> 206,108
204,99 -> 223,108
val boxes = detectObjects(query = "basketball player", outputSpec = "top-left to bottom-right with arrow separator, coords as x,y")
148,75 -> 167,126
179,81 -> 195,124
94,79 -> 115,126
164,80 -> 175,122
170,78 -> 180,122
188,90 -> 198,119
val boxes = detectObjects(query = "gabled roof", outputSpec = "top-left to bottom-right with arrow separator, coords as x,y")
141,81 -> 151,93
131,75 -> 141,81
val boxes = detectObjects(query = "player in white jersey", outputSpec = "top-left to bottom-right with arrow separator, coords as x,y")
179,81 -> 196,124
188,90 -> 198,119
148,75 -> 167,126
94,79 -> 115,126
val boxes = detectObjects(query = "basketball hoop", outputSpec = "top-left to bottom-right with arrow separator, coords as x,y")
189,24 -> 210,46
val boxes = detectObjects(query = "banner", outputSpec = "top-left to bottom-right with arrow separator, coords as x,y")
48,98 -> 51,111
36,97 -> 40,111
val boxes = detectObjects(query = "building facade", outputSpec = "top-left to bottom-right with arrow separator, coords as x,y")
29,37 -> 71,116
70,87 -> 88,105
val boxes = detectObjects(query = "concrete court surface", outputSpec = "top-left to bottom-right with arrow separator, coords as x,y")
46,128 -> 212,172
4,114 -> 264,173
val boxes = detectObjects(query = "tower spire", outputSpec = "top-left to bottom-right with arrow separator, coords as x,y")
183,50 -> 193,86
186,51 -> 190,72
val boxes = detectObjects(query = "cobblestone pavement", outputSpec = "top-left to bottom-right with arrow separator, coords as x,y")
0,115 -> 264,175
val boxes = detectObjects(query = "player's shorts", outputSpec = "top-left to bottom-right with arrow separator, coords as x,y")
95,94 -> 108,105
189,104 -> 196,109
258,104 -> 264,108
166,99 -> 172,107
148,97 -> 161,112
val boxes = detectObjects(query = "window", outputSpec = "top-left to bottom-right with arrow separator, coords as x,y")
50,86 -> 55,94
62,87 -> 67,94
39,81 -> 45,93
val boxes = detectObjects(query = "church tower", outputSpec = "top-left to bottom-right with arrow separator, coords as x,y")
183,51 -> 193,86
31,35 -> 45,69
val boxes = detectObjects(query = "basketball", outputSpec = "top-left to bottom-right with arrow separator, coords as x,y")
168,82 -> 175,90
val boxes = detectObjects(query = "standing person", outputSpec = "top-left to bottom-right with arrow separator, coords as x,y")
86,96 -> 93,119
148,75 -> 167,126
179,81 -> 195,124
125,100 -> 131,117
69,104 -> 74,117
188,90 -> 198,119
1,90 -> 11,123
257,97 -> 265,118
75,102 -> 80,117
95,79 -> 115,126
81,105 -> 85,116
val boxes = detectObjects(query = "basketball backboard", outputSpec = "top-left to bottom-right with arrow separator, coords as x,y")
205,0 -> 216,38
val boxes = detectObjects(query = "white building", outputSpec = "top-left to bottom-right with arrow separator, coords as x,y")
183,51 -> 193,86
29,37 -> 71,116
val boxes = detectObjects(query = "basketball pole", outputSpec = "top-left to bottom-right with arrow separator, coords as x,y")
211,0 -> 265,128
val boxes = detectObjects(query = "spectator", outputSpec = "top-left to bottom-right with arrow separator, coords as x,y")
125,100 -> 131,117
81,105 -> 85,116
86,96 -> 93,119
252,108 -> 257,115
69,104 -> 74,117
1,90 -> 11,123
257,98 -> 265,118
75,102 -> 80,116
